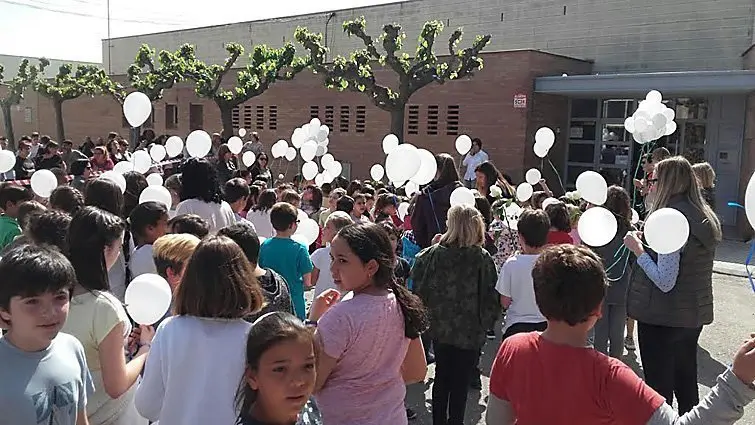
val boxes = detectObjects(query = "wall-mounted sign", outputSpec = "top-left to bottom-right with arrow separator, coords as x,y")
513,93 -> 527,109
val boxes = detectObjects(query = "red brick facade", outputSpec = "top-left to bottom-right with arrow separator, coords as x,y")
1,50 -> 591,183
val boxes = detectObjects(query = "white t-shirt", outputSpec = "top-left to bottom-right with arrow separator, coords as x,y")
496,253 -> 545,331
311,246 -> 337,297
246,209 -> 274,239
134,316 -> 252,425
129,244 -> 157,278
174,199 -> 236,234
462,150 -> 489,181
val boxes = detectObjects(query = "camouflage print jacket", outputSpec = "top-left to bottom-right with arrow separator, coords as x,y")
412,244 -> 500,350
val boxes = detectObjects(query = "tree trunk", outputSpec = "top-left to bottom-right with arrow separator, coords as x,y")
53,98 -> 65,143
1,103 -> 15,151
390,104 -> 406,142
219,103 -> 235,141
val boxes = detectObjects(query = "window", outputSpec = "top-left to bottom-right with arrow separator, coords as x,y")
446,105 -> 459,135
427,105 -> 439,135
340,106 -> 350,132
256,105 -> 264,130
324,106 -> 334,129
243,105 -> 253,130
355,106 -> 366,133
310,106 -> 319,120
189,104 -> 204,131
408,105 -> 419,135
165,104 -> 178,129
232,106 -> 240,130
571,99 -> 598,119
268,106 -> 278,130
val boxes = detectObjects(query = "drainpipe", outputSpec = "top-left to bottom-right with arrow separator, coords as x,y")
324,12 -> 336,61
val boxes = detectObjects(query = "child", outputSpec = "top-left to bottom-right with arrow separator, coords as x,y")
351,193 -> 370,223
281,190 -> 302,209
335,195 -> 355,215
486,243 -> 755,424
0,184 -> 33,250
259,202 -> 314,319
566,203 -> 582,245
374,193 -> 403,227
50,185 -> 85,215
310,211 -> 353,297
224,177 -> 252,222
168,213 -> 210,239
0,244 -> 94,425
128,201 -> 169,278
152,233 -> 201,292
235,312 -> 322,425
164,174 -> 182,218
488,199 -> 520,269
135,236 -> 265,425
362,192 -> 375,221
218,222 -> 294,322
378,221 -> 411,286
544,202 -> 573,245
497,209 -> 549,339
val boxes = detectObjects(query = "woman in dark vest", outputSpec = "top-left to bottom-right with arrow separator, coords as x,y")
411,153 -> 462,249
623,156 -> 722,415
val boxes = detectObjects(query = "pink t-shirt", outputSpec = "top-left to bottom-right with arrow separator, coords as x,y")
316,292 -> 410,425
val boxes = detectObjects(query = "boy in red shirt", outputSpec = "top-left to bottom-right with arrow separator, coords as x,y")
487,244 -> 755,425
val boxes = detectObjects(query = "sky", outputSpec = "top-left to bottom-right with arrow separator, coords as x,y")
0,0 -> 400,63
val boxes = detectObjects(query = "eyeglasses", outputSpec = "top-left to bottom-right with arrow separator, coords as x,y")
295,219 -> 301,224
648,178 -> 658,184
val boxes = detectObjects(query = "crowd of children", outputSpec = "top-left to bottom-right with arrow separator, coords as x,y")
0,131 -> 753,425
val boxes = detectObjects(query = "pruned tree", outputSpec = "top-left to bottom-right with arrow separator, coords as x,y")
183,42 -> 308,140
295,17 -> 491,140
34,64 -> 124,142
0,58 -> 49,149
127,44 -> 194,101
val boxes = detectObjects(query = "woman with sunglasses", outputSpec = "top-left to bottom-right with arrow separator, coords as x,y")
249,153 -> 271,183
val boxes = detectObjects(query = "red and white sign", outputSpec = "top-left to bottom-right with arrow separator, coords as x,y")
513,93 -> 527,109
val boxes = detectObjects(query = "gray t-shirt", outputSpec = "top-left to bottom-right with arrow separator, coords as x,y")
0,332 -> 94,425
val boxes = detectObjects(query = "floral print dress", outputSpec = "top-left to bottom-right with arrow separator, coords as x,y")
488,218 -> 520,270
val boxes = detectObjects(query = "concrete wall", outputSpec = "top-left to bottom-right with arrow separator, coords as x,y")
0,54 -> 100,80
105,0 -> 752,75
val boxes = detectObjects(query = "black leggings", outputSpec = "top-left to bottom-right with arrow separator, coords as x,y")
432,342 -> 478,425
637,322 -> 703,414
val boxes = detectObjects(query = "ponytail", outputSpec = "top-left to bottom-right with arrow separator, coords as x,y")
390,279 -> 429,339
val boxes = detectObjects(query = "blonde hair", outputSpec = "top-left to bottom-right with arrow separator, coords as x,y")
152,233 -> 201,279
651,156 -> 722,241
325,211 -> 353,231
691,162 -> 715,189
439,204 -> 485,247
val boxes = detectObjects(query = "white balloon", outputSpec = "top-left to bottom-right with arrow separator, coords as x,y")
576,171 -> 608,205
295,218 -> 320,245
113,160 -> 135,175
321,170 -> 335,183
370,164 -> 385,181
631,208 -> 639,225
272,141 -> 288,158
139,185 -> 172,209
300,140 -> 318,162
633,131 -> 649,145
146,173 -> 163,186
165,136 -> 183,158
292,233 -> 310,246
315,145 -> 327,157
131,150 -> 152,174
662,107 -> 676,122
382,134 -> 400,155
533,141 -> 549,158
645,208 -> 690,254
316,125 -> 329,143
278,174 -> 285,180
123,92 -> 152,127
297,209 -> 309,223
541,197 -> 560,209
535,127 -> 556,149
745,171 -> 755,229
100,171 -> 126,193
186,130 -> 212,158
149,144 -> 166,163
302,161 -> 318,180
578,206 -> 618,247
314,173 -> 325,187
227,136 -> 243,155
398,202 -> 410,220
318,137 -> 330,147
449,186 -> 476,207
124,273 -> 172,325
405,181 -> 419,197
385,144 -> 420,183
0,150 -> 15,173
651,113 -> 667,130
516,182 -> 534,202
321,154 -> 335,168
410,149 -> 437,185
309,118 -> 322,135
242,151 -> 256,167
30,169 -> 58,198
326,161 -> 342,178
238,128 -> 247,137
664,120 -> 678,136
645,90 -> 663,104
624,117 -> 636,134
634,117 -> 649,133
455,135 -> 472,155
292,128 -> 307,148
525,168 -> 541,185
285,147 -> 297,162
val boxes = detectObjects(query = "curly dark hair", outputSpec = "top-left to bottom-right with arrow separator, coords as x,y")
544,202 -> 571,232
180,158 -> 223,204
28,210 -> 72,251
50,185 -> 85,215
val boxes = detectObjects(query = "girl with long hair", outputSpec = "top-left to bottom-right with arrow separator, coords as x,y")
175,158 -> 236,233
62,207 -> 153,425
624,156 -> 722,414
135,236 -> 265,424
412,205 -> 500,424
307,223 -> 428,425
247,189 -> 277,238
411,153 -> 462,248
475,161 -> 515,204
216,143 -> 238,184
250,153 -> 272,182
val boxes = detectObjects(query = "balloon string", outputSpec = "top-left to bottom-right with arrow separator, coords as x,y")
746,241 -> 755,293
546,158 -> 565,195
